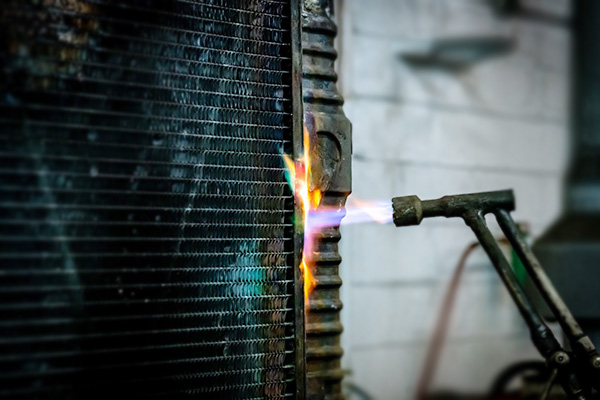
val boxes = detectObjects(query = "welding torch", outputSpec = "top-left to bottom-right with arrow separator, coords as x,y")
391,190 -> 600,399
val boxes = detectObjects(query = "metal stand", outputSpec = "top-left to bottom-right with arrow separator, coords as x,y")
392,190 -> 600,399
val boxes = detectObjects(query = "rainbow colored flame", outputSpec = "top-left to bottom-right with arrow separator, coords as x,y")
282,128 -> 394,304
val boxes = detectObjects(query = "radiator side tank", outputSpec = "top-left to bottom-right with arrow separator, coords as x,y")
301,1 -> 352,399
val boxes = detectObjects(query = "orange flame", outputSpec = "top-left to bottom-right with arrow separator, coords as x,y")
282,126 -> 320,304
283,129 -> 393,305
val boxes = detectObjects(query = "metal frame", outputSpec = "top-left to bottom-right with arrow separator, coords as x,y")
302,1 -> 352,398
290,0 -> 306,398
392,190 -> 600,398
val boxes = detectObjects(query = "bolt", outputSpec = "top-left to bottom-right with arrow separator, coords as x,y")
551,351 -> 569,366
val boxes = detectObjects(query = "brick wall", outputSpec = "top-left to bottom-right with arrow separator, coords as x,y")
336,0 -> 572,398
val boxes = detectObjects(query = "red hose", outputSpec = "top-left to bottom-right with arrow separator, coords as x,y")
415,242 -> 479,400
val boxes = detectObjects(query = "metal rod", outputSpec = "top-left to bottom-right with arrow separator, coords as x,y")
421,190 -> 515,219
463,212 -> 562,358
290,1 -> 306,397
495,209 -> 600,385
495,210 -> 587,346
392,190 -> 515,227
465,213 -> 587,398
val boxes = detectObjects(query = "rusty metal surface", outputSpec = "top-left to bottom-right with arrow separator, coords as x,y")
301,1 -> 352,399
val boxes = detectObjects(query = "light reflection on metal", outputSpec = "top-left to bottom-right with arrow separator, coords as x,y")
283,126 -> 320,304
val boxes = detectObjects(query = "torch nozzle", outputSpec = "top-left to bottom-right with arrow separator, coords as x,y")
391,189 -> 515,227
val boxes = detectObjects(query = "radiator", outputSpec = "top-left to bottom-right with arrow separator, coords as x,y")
0,1 -> 305,398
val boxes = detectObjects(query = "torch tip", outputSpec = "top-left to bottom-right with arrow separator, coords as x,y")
391,195 -> 424,227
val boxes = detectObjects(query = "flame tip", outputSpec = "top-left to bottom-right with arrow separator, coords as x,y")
281,128 -> 394,307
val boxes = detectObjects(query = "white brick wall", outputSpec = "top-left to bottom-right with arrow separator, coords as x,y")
337,0 -> 571,398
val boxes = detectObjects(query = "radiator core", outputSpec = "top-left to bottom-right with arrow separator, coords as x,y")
0,1 -> 301,398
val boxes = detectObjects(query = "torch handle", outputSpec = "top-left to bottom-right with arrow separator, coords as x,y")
391,189 -> 592,398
